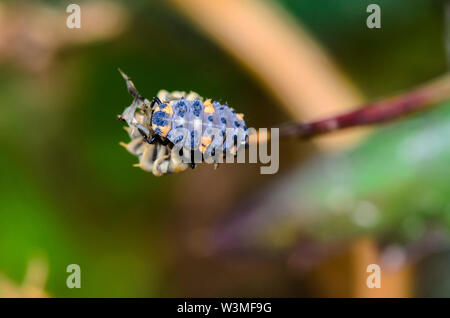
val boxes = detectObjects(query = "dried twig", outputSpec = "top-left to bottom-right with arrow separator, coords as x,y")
279,74 -> 450,140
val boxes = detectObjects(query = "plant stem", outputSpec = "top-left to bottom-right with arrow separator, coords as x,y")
279,74 -> 450,140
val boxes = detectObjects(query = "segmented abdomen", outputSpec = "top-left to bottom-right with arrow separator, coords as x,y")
151,91 -> 248,155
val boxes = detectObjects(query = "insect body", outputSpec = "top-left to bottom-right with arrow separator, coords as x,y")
117,69 -> 249,176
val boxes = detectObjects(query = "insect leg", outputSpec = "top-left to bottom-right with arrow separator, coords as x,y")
150,96 -> 162,108
137,125 -> 165,146
190,150 -> 196,169
159,136 -> 171,146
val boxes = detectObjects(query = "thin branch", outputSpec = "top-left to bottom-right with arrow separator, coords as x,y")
279,74 -> 450,140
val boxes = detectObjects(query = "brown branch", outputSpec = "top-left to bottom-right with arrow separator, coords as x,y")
279,74 -> 450,140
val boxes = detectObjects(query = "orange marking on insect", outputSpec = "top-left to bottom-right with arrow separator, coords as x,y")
162,103 -> 173,115
160,125 -> 171,137
201,136 -> 212,147
203,99 -> 215,114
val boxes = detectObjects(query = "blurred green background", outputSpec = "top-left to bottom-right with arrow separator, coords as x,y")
0,0 -> 449,297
